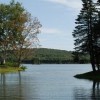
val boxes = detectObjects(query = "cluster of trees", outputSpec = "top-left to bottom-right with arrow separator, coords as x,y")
0,0 -> 41,67
32,48 -> 73,64
73,0 -> 100,72
21,48 -> 90,64
2,0 -> 98,66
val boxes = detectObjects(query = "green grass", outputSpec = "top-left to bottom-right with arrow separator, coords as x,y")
0,62 -> 27,73
0,67 -> 25,73
74,71 -> 100,81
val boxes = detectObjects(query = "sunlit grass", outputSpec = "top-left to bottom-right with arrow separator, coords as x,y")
0,67 -> 24,73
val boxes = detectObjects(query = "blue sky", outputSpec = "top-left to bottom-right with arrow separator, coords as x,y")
0,0 -> 82,51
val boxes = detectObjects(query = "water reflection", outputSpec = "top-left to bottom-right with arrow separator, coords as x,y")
0,64 -> 93,100
92,81 -> 100,100
0,72 -> 23,100
74,80 -> 100,100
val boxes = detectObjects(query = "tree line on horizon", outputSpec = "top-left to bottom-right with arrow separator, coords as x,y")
20,48 -> 90,64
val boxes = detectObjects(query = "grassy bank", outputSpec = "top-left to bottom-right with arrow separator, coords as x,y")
74,71 -> 100,81
0,67 -> 25,73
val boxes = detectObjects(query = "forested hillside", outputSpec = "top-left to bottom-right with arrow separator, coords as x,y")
22,48 -> 90,64
33,48 -> 73,64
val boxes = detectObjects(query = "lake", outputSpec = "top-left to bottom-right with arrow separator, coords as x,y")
0,64 -> 99,100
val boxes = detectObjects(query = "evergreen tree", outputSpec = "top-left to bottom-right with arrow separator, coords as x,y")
92,1 -> 100,70
73,0 -> 98,72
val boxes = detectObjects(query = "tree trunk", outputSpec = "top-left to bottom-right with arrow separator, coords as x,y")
91,62 -> 96,72
1,59 -> 5,65
90,53 -> 96,72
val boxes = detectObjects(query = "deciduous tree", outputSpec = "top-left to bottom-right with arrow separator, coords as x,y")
0,0 -> 41,66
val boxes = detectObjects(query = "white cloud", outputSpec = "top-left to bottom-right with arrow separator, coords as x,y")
43,0 -> 82,9
41,27 -> 63,34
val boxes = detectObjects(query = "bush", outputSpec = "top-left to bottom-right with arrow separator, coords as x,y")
20,65 -> 27,71
5,62 -> 18,67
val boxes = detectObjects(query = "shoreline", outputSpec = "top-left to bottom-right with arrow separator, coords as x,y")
0,67 -> 25,73
74,71 -> 100,81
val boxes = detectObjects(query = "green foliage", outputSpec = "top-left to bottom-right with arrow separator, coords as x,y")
20,48 -> 89,64
33,48 -> 73,64
4,48 -> 90,64
73,0 -> 98,52
20,65 -> 27,71
72,51 -> 90,63
73,0 -> 100,71
5,62 -> 18,67
35,48 -> 73,59
0,62 -> 18,67
0,0 -> 41,66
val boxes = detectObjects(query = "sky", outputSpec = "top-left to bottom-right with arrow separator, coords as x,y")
0,0 -> 82,51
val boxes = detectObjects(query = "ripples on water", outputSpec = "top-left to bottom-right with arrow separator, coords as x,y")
0,64 -> 100,100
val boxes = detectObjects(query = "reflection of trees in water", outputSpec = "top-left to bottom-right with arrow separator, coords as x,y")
74,81 -> 100,100
0,72 -> 38,100
92,81 -> 100,100
0,72 -> 23,100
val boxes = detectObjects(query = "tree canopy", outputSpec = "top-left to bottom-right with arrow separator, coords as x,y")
73,0 -> 100,72
0,0 -> 42,66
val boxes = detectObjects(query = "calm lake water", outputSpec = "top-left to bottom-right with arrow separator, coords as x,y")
0,64 -> 100,100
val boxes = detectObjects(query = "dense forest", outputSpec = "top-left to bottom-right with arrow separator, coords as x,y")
22,48 -> 90,64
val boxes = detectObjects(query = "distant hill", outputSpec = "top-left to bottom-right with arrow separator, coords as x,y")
32,48 -> 73,64
22,48 -> 90,64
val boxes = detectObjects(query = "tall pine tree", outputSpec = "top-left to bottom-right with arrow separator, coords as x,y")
73,0 -> 99,72
92,0 -> 100,70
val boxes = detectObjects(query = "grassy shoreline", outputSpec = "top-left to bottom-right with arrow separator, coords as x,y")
74,71 -> 100,81
0,67 -> 25,73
